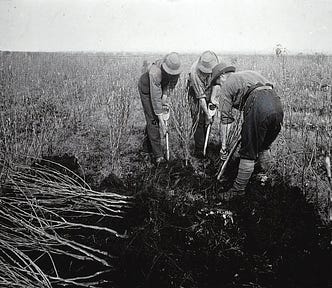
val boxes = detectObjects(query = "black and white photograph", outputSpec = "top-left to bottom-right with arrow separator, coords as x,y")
0,0 -> 331,287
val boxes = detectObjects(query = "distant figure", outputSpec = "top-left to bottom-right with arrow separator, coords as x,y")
275,47 -> 282,57
187,50 -> 219,158
320,78 -> 331,92
275,44 -> 286,57
212,68 -> 284,198
138,52 -> 182,164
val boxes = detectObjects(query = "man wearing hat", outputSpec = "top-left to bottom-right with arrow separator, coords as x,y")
138,52 -> 182,164
187,50 -> 219,158
211,67 -> 284,196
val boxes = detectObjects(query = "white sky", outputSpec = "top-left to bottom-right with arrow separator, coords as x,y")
0,0 -> 332,54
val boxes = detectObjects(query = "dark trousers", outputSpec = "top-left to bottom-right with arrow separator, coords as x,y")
240,89 -> 284,160
138,85 -> 163,159
188,86 -> 207,151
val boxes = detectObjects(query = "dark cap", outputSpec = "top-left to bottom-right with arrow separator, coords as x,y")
210,62 -> 236,85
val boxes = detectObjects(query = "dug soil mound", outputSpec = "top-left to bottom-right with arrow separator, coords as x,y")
114,160 -> 331,288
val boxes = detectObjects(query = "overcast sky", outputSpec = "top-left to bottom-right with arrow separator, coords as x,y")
0,0 -> 331,54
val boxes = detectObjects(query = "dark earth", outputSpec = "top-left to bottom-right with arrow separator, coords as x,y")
26,153 -> 332,287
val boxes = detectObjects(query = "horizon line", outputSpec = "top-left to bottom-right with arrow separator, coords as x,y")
1,49 -> 331,56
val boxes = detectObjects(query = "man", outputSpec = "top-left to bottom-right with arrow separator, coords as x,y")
211,66 -> 284,195
138,52 -> 182,164
188,51 -> 219,158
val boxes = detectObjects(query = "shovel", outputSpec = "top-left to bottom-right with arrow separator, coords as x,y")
163,107 -> 170,161
325,155 -> 332,222
203,103 -> 217,156
217,136 -> 241,181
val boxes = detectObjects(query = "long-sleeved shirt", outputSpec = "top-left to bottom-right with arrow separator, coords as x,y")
148,60 -> 165,115
189,60 -> 212,100
215,70 -> 271,124
139,59 -> 178,115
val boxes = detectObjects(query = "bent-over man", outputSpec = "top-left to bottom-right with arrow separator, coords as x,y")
138,52 -> 182,164
188,50 -> 219,158
212,68 -> 284,196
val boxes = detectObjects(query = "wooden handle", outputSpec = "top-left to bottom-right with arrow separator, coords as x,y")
203,124 -> 211,156
217,137 -> 241,180
165,132 -> 169,161
325,155 -> 331,179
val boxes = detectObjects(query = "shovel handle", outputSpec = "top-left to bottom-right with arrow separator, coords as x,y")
165,132 -> 169,161
203,124 -> 211,156
217,137 -> 241,180
325,155 -> 332,222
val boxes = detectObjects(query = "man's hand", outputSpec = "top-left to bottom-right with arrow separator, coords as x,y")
205,113 -> 213,125
162,105 -> 170,121
162,104 -> 170,113
161,94 -> 168,106
219,147 -> 228,161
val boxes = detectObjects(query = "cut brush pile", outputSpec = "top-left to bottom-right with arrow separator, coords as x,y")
0,158 -> 131,288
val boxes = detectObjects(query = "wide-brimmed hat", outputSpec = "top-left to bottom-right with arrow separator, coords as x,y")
210,62 -> 236,85
162,52 -> 182,75
197,51 -> 219,74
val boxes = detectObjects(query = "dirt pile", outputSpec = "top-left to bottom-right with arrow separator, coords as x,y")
116,160 -> 331,288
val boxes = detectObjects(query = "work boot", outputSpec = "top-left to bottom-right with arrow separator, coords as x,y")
221,187 -> 246,201
219,159 -> 255,202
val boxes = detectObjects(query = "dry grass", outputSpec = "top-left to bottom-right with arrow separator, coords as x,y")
1,51 -> 331,213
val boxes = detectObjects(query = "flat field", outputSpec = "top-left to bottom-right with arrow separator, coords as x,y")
1,51 -> 331,205
0,51 -> 331,287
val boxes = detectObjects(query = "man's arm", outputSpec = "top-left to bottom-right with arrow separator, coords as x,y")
218,86 -> 235,158
189,69 -> 212,120
195,82 -> 211,123
149,66 -> 163,116
149,66 -> 167,135
210,85 -> 220,107
199,97 -> 208,114
220,123 -> 232,150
